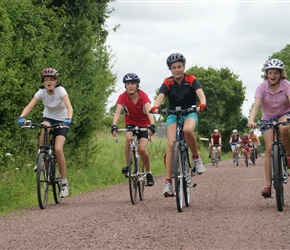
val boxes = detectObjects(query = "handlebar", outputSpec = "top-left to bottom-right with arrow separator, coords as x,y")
150,105 -> 207,116
115,126 -> 151,143
21,121 -> 70,130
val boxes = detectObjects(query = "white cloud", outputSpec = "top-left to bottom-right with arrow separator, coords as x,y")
106,1 -> 290,118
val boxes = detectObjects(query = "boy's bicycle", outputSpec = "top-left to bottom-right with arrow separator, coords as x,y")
258,119 -> 290,212
115,126 -> 148,205
22,121 -> 69,209
211,146 -> 219,168
154,106 -> 198,212
242,146 -> 250,167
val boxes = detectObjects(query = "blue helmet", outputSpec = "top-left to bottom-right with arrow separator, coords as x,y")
123,73 -> 140,83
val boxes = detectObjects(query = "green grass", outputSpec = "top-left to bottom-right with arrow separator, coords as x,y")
0,133 -> 231,216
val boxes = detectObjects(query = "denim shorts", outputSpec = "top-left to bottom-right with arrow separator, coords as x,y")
260,112 -> 290,134
166,113 -> 198,128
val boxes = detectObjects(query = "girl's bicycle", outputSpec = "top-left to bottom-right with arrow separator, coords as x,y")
22,121 -> 69,209
155,106 -> 198,212
115,126 -> 148,205
258,120 -> 290,212
231,142 -> 239,166
242,146 -> 250,167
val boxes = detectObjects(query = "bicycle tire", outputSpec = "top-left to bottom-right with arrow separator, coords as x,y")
273,144 -> 284,211
251,149 -> 256,165
52,161 -> 61,204
173,141 -> 184,212
184,149 -> 191,207
36,152 -> 49,209
235,151 -> 239,166
128,148 -> 138,205
138,165 -> 145,201
244,153 -> 248,167
215,151 -> 219,168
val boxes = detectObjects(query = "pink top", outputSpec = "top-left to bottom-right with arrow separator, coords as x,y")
116,89 -> 151,126
255,79 -> 290,120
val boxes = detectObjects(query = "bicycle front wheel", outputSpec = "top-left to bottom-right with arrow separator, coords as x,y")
173,141 -> 184,212
273,144 -> 284,212
36,152 -> 49,209
215,151 -> 219,168
138,165 -> 145,201
128,148 -> 138,205
52,162 -> 61,204
184,150 -> 192,207
235,150 -> 239,166
251,149 -> 256,165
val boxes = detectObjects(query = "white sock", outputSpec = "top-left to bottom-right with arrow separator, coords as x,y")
61,179 -> 67,185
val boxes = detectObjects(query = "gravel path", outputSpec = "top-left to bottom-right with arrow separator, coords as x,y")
1,156 -> 290,250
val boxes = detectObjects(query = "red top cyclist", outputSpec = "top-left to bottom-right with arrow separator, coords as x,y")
151,52 -> 206,197
111,73 -> 155,187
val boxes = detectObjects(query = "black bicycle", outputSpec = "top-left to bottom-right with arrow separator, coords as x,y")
22,121 -> 69,209
258,119 -> 290,211
155,106 -> 198,212
116,126 -> 148,205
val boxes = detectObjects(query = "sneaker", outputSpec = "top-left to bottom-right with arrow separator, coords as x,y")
34,165 -> 37,172
249,159 -> 252,165
162,183 -> 174,197
146,173 -> 154,186
261,185 -> 271,198
231,158 -> 236,164
239,155 -> 242,158
286,155 -> 290,169
60,183 -> 69,198
194,157 -> 205,174
122,166 -> 129,177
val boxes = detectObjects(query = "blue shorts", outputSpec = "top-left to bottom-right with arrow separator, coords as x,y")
260,112 -> 290,134
166,113 -> 198,128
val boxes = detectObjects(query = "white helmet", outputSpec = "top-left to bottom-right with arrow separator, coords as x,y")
232,129 -> 238,133
214,129 -> 218,133
263,59 -> 284,71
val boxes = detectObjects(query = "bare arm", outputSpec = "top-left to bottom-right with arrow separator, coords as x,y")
153,93 -> 165,108
248,98 -> 262,127
62,94 -> 73,119
144,102 -> 155,125
19,96 -> 39,117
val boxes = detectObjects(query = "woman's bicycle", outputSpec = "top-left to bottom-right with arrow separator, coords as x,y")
22,121 -> 69,209
154,106 -> 198,212
258,119 -> 290,212
115,126 -> 148,205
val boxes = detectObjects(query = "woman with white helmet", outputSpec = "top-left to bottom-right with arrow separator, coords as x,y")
248,58 -> 290,198
229,129 -> 241,163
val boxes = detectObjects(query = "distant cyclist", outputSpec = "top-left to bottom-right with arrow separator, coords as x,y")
229,129 -> 241,163
210,129 -> 222,161
111,73 -> 155,187
151,52 -> 206,197
248,129 -> 260,159
241,133 -> 252,165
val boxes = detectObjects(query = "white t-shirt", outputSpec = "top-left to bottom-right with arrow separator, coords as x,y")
35,86 -> 68,121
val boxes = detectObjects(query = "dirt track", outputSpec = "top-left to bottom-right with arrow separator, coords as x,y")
1,156 -> 290,250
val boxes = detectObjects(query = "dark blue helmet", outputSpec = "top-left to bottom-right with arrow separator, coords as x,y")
123,73 -> 140,83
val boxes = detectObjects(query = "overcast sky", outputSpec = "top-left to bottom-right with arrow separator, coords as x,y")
105,0 -> 290,117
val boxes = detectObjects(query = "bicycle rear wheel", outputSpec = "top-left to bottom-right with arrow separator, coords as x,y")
184,150 -> 192,207
273,144 -> 284,211
138,165 -> 145,201
52,162 -> 61,204
128,148 -> 138,205
173,141 -> 184,212
36,152 -> 49,209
